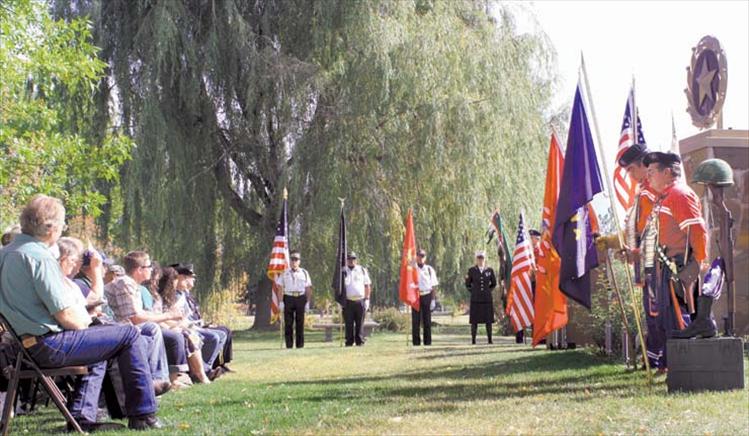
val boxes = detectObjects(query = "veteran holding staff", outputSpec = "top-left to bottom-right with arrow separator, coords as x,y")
343,251 -> 371,347
275,250 -> 312,349
465,250 -> 497,345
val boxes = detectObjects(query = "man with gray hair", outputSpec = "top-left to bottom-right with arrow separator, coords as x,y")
0,194 -> 162,431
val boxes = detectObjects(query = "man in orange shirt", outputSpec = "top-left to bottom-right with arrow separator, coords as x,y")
643,151 -> 709,368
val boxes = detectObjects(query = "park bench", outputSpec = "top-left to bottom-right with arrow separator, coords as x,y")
311,321 -> 380,342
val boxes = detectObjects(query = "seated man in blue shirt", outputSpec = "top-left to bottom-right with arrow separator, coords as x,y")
0,195 -> 162,431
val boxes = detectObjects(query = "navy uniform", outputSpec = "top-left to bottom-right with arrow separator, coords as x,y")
412,249 -> 439,346
343,251 -> 371,346
465,250 -> 497,344
275,252 -> 312,349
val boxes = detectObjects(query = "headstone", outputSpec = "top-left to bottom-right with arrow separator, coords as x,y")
666,337 -> 745,393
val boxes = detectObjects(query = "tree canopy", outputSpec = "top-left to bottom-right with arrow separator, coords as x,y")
50,0 -> 558,329
0,0 -> 132,225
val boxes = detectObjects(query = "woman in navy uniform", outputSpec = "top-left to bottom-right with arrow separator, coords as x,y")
465,250 -> 497,344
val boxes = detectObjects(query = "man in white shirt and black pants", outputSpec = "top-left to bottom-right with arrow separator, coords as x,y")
343,251 -> 371,346
275,250 -> 312,349
412,249 -> 439,346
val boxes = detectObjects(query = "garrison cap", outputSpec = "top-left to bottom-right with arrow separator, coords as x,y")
416,249 -> 426,257
618,143 -> 649,167
346,251 -> 358,259
170,263 -> 196,277
475,250 -> 486,258
528,229 -> 541,237
643,151 -> 681,167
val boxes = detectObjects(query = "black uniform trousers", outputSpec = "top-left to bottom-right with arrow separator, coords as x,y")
283,294 -> 306,348
344,299 -> 365,346
411,293 -> 433,346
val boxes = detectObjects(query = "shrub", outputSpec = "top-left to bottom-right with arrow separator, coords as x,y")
372,307 -> 409,332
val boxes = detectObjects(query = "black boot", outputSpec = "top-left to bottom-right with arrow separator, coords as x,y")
671,295 -> 717,339
486,323 -> 493,344
471,323 -> 477,345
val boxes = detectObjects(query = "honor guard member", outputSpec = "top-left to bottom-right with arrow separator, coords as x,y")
412,249 -> 439,346
465,250 -> 497,344
644,151 -> 708,370
597,143 -> 664,368
275,250 -> 312,348
343,251 -> 371,346
514,229 -> 542,344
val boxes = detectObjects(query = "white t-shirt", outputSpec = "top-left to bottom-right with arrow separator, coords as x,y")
344,265 -> 371,299
275,268 -> 312,294
417,264 -> 439,294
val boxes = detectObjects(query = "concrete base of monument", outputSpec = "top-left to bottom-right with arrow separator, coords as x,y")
666,337 -> 745,393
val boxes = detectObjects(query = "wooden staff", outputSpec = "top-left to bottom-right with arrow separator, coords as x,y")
580,54 -> 652,386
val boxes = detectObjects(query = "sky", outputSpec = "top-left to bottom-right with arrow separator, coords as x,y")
511,0 -> 748,169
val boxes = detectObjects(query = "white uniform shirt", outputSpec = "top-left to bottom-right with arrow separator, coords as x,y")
344,265 -> 371,300
417,264 -> 439,294
275,268 -> 312,295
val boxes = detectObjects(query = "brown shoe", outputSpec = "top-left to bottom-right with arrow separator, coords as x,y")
153,380 -> 171,396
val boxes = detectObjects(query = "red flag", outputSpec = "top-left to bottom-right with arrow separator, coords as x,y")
532,132 -> 568,346
399,209 -> 420,310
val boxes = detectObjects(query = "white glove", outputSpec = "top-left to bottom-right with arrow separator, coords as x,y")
304,302 -> 310,312
364,299 -> 370,311
430,299 -> 436,311
279,301 -> 285,311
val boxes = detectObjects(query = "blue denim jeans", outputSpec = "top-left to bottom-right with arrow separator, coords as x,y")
137,322 -> 169,382
161,327 -> 188,374
197,327 -> 226,372
27,324 -> 157,422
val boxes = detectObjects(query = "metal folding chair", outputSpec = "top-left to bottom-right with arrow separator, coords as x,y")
0,313 -> 86,435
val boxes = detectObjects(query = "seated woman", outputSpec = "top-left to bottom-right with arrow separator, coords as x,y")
156,267 -> 210,384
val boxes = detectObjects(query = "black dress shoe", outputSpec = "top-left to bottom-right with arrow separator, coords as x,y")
67,420 -> 126,432
128,414 -> 164,430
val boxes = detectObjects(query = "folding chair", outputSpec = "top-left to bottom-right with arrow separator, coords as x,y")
0,313 -> 86,435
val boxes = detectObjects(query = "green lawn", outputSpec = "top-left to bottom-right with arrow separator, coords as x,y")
11,320 -> 749,435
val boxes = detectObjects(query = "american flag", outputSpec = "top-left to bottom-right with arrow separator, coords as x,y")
613,88 -> 647,210
507,212 -> 536,333
266,196 -> 289,317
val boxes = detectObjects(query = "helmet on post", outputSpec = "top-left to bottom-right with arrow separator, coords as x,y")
692,158 -> 734,187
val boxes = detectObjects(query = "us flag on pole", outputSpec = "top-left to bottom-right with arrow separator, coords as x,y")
613,87 -> 647,210
506,212 -> 536,333
266,195 -> 289,318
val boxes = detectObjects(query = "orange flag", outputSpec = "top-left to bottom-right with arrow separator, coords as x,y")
532,132 -> 568,346
399,208 -> 420,311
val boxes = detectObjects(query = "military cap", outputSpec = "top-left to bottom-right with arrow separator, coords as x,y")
346,251 -> 358,259
528,229 -> 541,237
475,250 -> 486,258
170,263 -> 196,277
643,151 -> 681,166
416,249 -> 426,257
618,143 -> 649,167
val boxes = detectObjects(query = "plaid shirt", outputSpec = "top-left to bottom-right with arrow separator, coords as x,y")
104,275 -> 143,323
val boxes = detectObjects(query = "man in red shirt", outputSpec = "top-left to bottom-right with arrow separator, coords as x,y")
644,151 -> 709,368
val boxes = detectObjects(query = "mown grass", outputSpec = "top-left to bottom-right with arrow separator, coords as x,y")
11,319 -> 749,435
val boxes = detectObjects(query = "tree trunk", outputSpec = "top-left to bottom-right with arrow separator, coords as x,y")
251,276 -> 275,330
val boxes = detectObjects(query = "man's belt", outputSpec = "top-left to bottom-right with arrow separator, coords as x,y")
284,291 -> 305,297
347,296 -> 364,302
655,245 -> 699,285
419,291 -> 432,296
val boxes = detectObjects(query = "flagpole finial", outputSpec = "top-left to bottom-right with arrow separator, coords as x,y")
337,197 -> 346,209
283,188 -> 288,200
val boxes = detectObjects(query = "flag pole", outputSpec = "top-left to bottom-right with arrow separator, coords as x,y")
580,53 -> 652,385
338,197 -> 346,348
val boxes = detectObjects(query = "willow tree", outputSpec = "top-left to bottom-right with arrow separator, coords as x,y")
57,0 -> 557,329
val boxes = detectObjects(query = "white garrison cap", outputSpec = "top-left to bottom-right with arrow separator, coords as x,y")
475,250 -> 486,257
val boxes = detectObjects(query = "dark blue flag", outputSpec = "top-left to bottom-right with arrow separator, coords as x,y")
552,83 -> 604,309
331,207 -> 347,305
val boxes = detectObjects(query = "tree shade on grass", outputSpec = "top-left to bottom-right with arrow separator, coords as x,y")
12,322 -> 748,435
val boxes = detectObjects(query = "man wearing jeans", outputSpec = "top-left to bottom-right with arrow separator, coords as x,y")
0,195 -> 161,430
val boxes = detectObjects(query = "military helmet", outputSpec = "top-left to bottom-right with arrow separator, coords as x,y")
692,158 -> 734,187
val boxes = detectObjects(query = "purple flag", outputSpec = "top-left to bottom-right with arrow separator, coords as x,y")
552,83 -> 604,309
